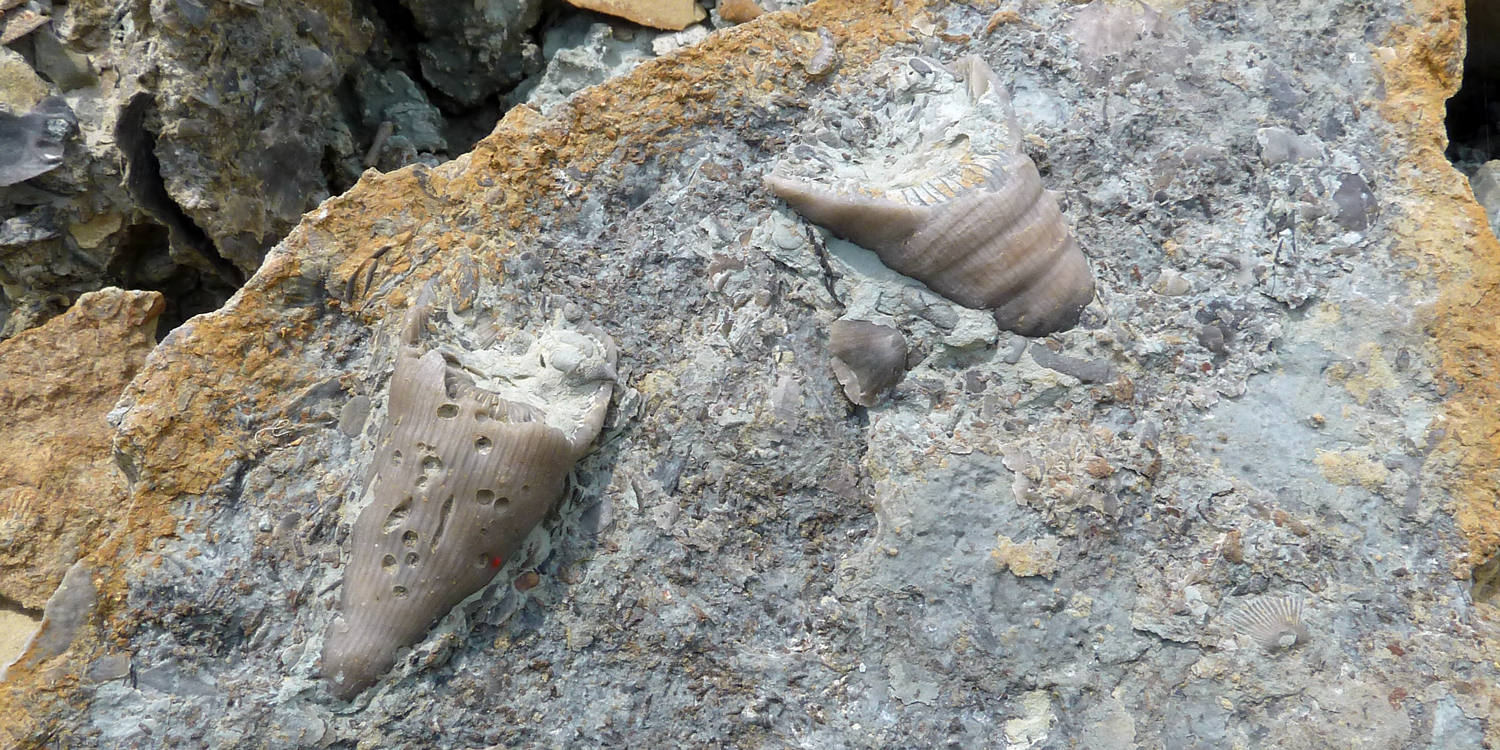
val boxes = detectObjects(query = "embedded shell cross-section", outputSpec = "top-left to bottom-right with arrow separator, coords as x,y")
764,56 -> 1095,337
322,299 -> 615,701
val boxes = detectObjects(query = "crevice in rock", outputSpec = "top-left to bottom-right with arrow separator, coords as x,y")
1445,0 -> 1500,170
114,93 -> 245,288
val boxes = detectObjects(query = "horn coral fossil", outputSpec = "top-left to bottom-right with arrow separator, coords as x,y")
322,293 -> 615,700
828,319 -> 907,406
764,56 -> 1095,336
1227,595 -> 1308,652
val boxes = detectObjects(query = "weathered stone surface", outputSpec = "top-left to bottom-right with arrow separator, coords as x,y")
2,0 -> 1499,748
399,0 -> 546,107
0,288 -> 163,610
564,0 -> 706,31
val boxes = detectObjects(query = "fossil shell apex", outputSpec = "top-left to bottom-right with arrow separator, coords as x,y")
322,302 -> 615,701
828,319 -> 907,406
764,55 -> 1095,337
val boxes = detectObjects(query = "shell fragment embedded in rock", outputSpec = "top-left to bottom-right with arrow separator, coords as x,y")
1227,595 -> 1308,653
322,292 -> 615,700
828,319 -> 907,406
764,56 -> 1095,337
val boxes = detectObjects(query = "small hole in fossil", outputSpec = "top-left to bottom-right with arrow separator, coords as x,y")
474,410 -> 490,423
475,553 -> 490,569
382,501 -> 411,534
476,489 -> 495,505
422,456 -> 443,473
475,435 -> 493,454
382,554 -> 397,574
437,403 -> 459,419
433,495 -> 454,548
521,484 -> 530,492
496,495 -> 511,507
415,475 -> 428,489
391,450 -> 403,466
402,530 -> 418,547
405,552 -> 419,566
393,586 -> 408,599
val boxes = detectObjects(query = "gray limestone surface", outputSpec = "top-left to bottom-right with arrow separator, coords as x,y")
4,0 -> 1497,749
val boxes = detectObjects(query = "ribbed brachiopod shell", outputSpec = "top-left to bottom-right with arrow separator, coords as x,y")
1226,595 -> 1308,653
828,319 -> 907,406
322,294 -> 615,700
764,56 -> 1095,337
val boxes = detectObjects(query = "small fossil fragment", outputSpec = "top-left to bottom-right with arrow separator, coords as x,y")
805,28 -> 839,78
322,290 -> 615,700
828,319 -> 907,406
1227,595 -> 1308,652
765,56 -> 1095,337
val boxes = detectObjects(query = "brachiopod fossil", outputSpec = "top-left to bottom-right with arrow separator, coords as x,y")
322,291 -> 615,700
764,56 -> 1095,337
1226,595 -> 1308,653
828,319 -> 907,406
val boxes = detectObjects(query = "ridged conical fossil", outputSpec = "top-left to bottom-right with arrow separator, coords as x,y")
764,56 -> 1095,337
323,293 -> 615,700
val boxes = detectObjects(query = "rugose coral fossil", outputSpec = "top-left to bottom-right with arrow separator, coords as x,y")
765,56 -> 1095,337
322,291 -> 616,700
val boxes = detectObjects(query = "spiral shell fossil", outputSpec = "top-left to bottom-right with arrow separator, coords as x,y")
322,292 -> 615,700
764,56 -> 1095,337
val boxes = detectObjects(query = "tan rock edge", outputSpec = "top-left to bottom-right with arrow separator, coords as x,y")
564,0 -> 706,31
0,288 -> 164,610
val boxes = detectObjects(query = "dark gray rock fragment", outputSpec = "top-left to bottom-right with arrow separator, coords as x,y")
0,96 -> 75,187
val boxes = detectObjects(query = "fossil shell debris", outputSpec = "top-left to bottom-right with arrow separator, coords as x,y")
1227,595 -> 1308,653
764,56 -> 1095,337
828,319 -> 907,407
322,291 -> 616,700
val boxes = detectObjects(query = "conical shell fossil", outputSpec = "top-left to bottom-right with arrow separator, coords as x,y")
764,56 -> 1095,337
828,319 -> 907,406
322,293 -> 615,700
1227,595 -> 1308,653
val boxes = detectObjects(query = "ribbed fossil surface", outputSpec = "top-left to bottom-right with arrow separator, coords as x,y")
323,297 -> 615,700
765,56 -> 1095,336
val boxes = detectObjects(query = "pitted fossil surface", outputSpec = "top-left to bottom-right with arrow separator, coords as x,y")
323,290 -> 615,700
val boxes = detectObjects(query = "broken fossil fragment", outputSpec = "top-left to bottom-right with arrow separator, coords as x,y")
828,319 -> 907,407
322,291 -> 616,701
765,56 -> 1095,337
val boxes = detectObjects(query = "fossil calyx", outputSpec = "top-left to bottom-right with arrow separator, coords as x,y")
764,56 -> 1095,337
828,319 -> 907,406
322,294 -> 616,700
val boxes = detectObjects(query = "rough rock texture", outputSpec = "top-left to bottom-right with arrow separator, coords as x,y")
0,287 -> 162,610
396,0 -> 546,107
2,0 -> 1499,748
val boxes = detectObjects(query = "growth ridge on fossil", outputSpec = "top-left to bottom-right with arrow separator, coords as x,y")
765,56 -> 1095,337
322,289 -> 616,700
1227,595 -> 1308,653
